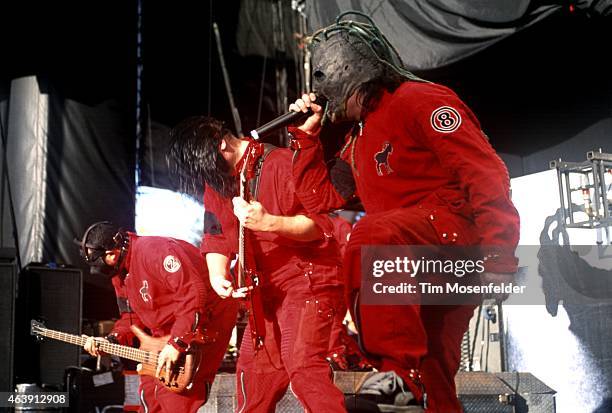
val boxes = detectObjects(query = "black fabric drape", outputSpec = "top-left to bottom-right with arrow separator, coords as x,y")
236,0 -> 566,70
4,76 -> 135,271
0,81 -> 13,251
43,82 -> 136,268
309,0 -> 562,70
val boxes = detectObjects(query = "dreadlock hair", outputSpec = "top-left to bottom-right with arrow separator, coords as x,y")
167,116 -> 237,199
309,10 -> 429,119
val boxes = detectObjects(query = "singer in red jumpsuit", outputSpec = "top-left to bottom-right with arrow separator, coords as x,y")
169,116 -> 348,412
81,227 -> 237,413
289,79 -> 520,412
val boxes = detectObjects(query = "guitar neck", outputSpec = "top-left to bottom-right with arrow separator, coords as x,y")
238,216 -> 246,257
36,328 -> 153,364
237,164 -> 248,288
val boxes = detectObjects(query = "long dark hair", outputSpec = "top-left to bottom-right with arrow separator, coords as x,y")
355,67 -> 405,116
167,116 -> 237,198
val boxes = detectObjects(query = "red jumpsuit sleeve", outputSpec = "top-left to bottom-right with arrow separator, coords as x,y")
406,91 -> 520,273
109,312 -> 144,346
201,187 -> 237,258
331,215 -> 352,256
288,127 -> 353,213
273,150 -> 336,239
158,241 -> 209,351
108,275 -> 145,346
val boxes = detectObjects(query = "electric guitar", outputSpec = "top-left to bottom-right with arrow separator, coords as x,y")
237,146 -> 253,290
237,144 -> 265,350
30,320 -> 203,393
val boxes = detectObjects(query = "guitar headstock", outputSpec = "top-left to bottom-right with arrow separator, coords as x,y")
239,146 -> 252,196
239,144 -> 262,184
30,319 -> 46,339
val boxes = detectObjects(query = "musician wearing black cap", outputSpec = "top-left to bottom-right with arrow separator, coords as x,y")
76,221 -> 237,413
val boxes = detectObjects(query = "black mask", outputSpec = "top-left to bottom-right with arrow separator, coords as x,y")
75,221 -> 127,278
309,12 -> 426,122
311,31 -> 385,123
89,258 -> 117,278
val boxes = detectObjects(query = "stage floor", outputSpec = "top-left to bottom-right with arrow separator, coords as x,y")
198,371 -> 556,413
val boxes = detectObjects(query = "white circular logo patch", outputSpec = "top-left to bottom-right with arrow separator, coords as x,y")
430,106 -> 462,133
163,255 -> 181,273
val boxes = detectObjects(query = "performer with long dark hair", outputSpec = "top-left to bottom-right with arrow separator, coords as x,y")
169,117 -> 347,412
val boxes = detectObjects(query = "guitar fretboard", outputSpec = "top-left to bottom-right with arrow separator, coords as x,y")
35,328 -> 157,366
237,152 -> 250,289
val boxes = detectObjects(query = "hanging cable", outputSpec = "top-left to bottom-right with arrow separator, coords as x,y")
271,0 -> 289,145
207,0 -> 213,117
213,22 -> 244,137
256,55 -> 267,127
135,0 -> 143,187
460,329 -> 471,372
484,316 -> 491,372
0,104 -> 23,273
497,302 -> 508,371
292,0 -> 310,93
478,306 -> 486,370
470,304 -> 482,371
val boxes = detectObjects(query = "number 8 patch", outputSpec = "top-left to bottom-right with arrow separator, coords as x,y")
430,106 -> 462,133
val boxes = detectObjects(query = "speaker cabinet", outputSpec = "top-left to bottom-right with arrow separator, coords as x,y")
15,264 -> 83,388
0,251 -> 16,393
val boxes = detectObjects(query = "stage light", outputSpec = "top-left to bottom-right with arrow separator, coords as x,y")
135,186 -> 204,246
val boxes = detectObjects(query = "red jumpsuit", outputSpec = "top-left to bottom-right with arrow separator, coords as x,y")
108,233 -> 238,413
289,81 -> 520,412
202,145 -> 347,412
326,214 -> 356,369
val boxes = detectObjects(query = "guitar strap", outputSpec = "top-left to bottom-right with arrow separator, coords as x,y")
245,143 -> 278,350
249,143 -> 278,199
116,296 -> 133,313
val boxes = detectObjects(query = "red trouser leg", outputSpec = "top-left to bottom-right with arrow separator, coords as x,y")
236,321 -> 290,413
139,375 -> 209,413
137,297 -> 237,413
139,377 -> 161,413
420,305 -> 475,413
278,286 -> 347,413
328,296 -> 348,361
344,205 -> 478,411
236,286 -> 347,413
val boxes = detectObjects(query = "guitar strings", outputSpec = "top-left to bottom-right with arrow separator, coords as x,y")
40,328 -> 183,369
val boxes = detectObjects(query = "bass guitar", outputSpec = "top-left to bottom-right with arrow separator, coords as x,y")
30,320 -> 203,393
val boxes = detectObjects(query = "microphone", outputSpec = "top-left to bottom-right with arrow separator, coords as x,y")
250,109 -> 313,140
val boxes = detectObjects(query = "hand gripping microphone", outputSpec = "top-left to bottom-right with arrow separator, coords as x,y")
250,109 -> 313,140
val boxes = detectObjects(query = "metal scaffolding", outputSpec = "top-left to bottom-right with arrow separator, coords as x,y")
550,150 -> 612,242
